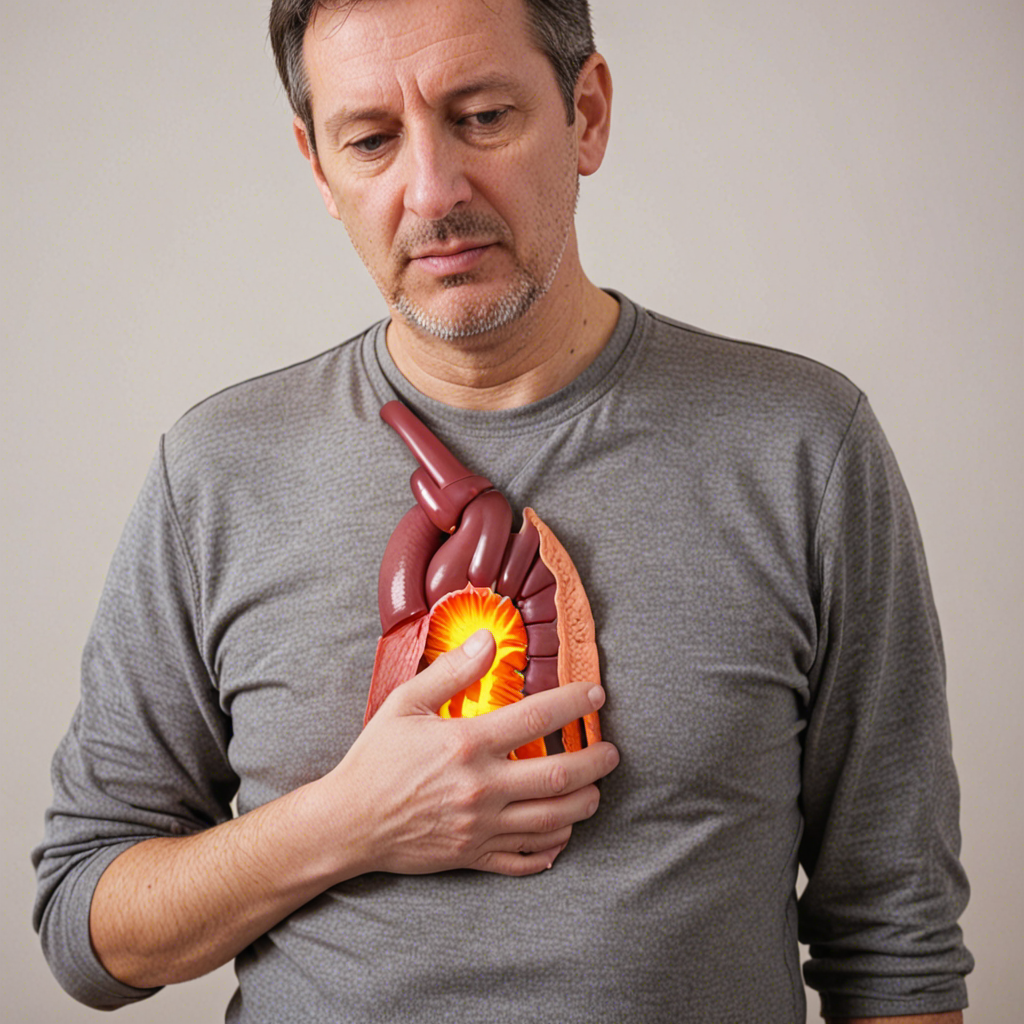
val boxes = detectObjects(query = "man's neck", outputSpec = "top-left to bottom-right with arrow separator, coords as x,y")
384,275 -> 620,412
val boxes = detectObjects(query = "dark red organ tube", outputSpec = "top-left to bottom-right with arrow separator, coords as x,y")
425,489 -> 513,605
496,521 -> 540,598
410,468 -> 493,534
520,560 -> 556,599
378,505 -> 444,635
517,583 -> 557,624
525,621 -> 560,658
523,656 -> 559,694
381,402 -> 483,492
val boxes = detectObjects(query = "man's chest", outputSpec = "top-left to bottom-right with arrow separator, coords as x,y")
206,463 -> 816,819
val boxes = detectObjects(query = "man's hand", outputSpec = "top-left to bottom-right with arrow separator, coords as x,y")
90,630 -> 619,988
322,628 -> 618,877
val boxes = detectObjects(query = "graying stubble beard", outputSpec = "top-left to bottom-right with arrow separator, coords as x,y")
387,210 -> 571,342
392,267 -> 543,341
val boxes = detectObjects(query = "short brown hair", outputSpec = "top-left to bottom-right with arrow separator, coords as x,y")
269,0 -> 595,153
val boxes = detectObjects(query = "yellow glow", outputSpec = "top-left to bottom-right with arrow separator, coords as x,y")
425,585 -> 528,719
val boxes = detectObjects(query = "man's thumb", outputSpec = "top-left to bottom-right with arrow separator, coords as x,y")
397,628 -> 495,716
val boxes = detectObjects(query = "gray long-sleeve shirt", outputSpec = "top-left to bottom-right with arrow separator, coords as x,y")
34,296 -> 971,1021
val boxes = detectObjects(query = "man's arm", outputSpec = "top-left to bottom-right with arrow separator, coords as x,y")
799,397 -> 971,1015
89,631 -> 617,988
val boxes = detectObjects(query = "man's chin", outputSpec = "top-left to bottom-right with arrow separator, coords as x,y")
391,281 -> 540,342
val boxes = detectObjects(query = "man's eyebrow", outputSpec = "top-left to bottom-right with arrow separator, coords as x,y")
323,106 -> 393,146
441,73 -> 520,103
322,74 -> 520,145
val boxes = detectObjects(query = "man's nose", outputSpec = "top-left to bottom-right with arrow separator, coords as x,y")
401,129 -> 473,221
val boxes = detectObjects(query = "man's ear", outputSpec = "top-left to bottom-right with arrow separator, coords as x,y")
575,53 -> 612,176
293,116 -> 341,220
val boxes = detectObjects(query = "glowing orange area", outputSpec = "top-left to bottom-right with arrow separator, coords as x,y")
424,584 -> 547,759
425,584 -> 528,718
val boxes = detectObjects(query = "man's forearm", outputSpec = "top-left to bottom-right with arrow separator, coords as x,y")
90,779 -> 351,988
89,637 -> 616,990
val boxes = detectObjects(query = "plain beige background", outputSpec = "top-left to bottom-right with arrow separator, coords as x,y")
3,1 -> 1021,1020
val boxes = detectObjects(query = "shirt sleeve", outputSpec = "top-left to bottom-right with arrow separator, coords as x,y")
798,394 -> 973,1018
31,441 -> 237,1010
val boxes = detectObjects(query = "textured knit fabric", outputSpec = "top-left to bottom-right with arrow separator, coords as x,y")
33,296 -> 971,1022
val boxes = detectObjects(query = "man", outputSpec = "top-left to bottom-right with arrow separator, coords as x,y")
33,0 -> 971,1020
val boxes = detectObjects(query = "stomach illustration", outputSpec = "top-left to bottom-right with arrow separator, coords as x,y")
366,401 -> 600,757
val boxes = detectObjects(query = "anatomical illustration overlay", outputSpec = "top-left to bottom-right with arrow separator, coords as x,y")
365,401 -> 601,757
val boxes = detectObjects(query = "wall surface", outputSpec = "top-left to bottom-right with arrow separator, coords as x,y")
3,1 -> 1021,1020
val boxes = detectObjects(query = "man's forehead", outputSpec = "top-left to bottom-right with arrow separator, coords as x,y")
305,0 -> 528,69
304,0 -> 542,119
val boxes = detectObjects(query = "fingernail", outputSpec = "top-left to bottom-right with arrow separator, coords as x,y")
588,685 -> 604,709
463,629 -> 492,656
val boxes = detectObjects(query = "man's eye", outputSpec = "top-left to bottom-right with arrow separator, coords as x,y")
466,109 -> 507,127
352,134 -> 387,154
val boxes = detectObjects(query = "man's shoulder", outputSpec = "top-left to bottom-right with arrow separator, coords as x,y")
644,308 -> 860,404
177,330 -> 367,430
166,324 -> 379,448
159,322 -> 385,504
634,305 -> 863,441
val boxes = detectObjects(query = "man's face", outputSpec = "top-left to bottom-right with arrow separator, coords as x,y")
299,0 -> 585,342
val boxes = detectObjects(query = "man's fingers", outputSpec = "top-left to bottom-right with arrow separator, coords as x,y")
483,825 -> 574,856
497,785 -> 601,834
387,629 -> 495,716
508,742 -> 618,803
470,844 -> 567,877
471,680 -> 606,754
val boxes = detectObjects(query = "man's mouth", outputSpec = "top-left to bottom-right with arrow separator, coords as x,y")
407,243 -> 495,277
